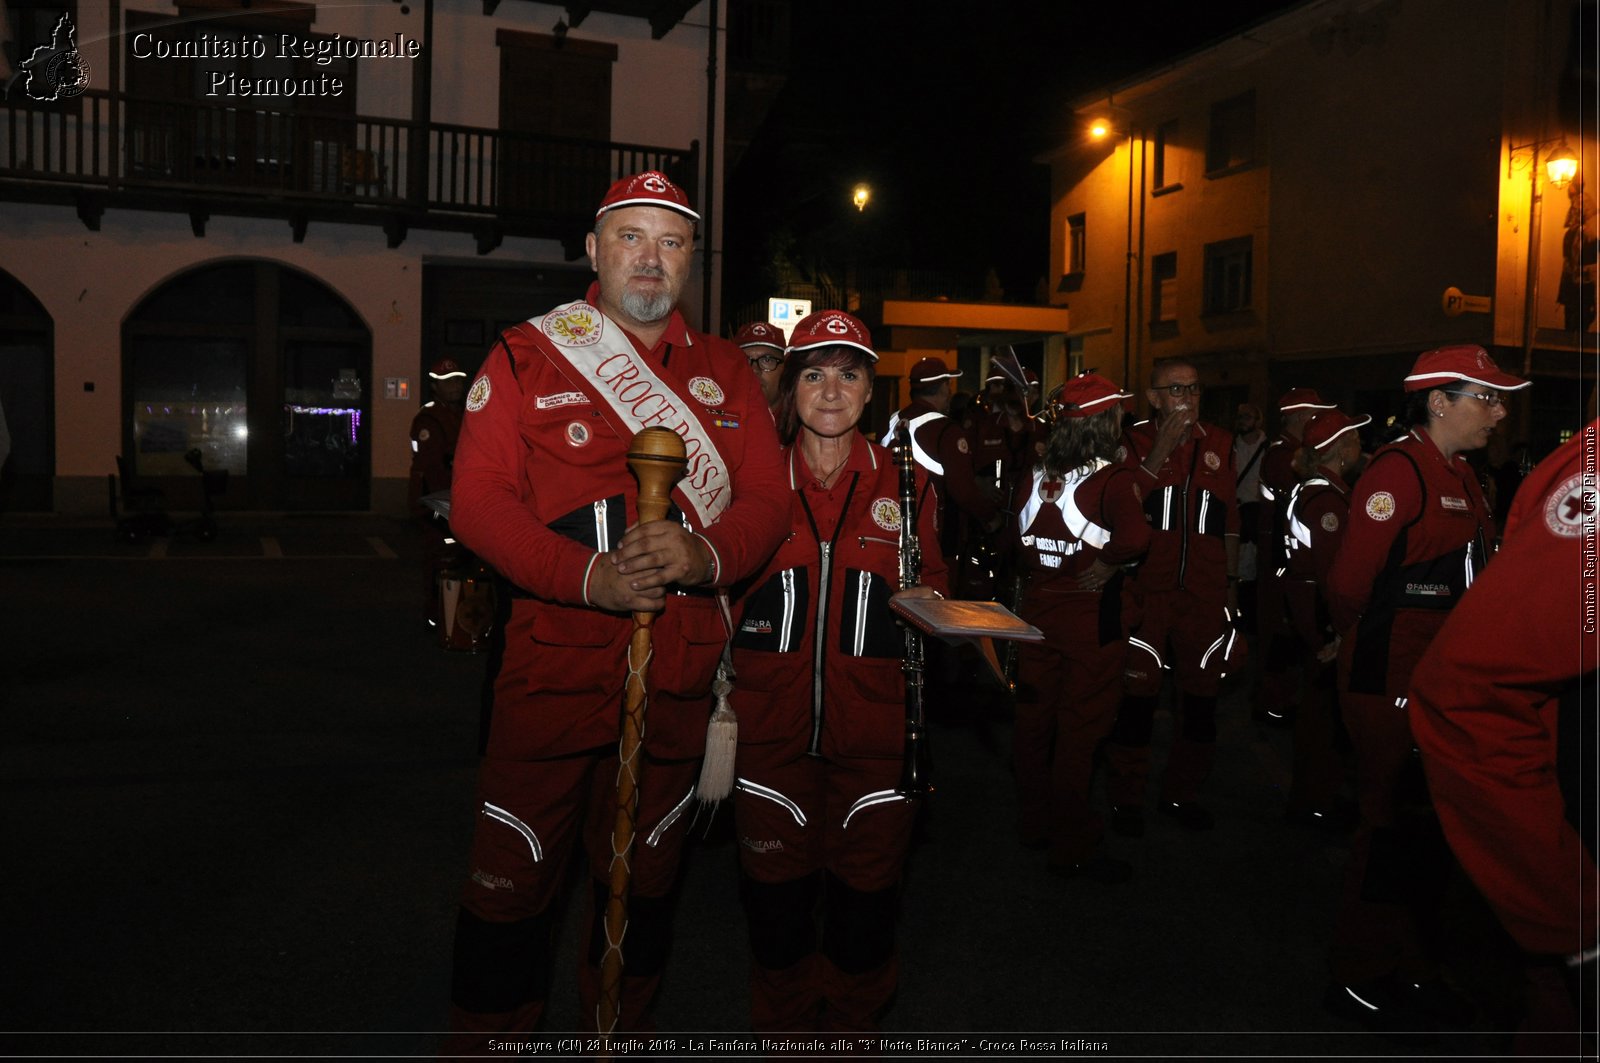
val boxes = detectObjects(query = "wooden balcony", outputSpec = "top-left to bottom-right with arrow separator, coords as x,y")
0,91 -> 698,255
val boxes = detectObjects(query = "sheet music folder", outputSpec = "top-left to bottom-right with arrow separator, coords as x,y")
889,598 -> 1044,643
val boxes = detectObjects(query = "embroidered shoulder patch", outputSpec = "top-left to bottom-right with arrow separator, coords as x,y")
466,376 -> 491,412
1203,451 -> 1221,471
1365,491 -> 1396,522
541,303 -> 602,347
871,497 -> 902,532
1544,473 -> 1589,539
688,377 -> 725,405
956,436 -> 971,455
417,428 -> 431,443
1320,512 -> 1340,533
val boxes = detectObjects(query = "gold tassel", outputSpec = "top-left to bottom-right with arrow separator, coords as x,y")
696,668 -> 737,802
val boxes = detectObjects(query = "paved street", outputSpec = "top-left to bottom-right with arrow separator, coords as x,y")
0,515 -> 1525,1059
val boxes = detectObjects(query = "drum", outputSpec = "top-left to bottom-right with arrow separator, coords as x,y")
439,569 -> 496,652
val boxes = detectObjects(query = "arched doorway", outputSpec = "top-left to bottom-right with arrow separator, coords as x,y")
124,261 -> 372,510
0,269 -> 55,512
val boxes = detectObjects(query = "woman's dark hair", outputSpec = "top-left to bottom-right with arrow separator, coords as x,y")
1041,404 -> 1122,478
1404,386 -> 1460,428
773,345 -> 875,445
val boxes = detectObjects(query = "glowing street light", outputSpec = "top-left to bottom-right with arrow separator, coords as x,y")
852,183 -> 871,212
1546,141 -> 1579,188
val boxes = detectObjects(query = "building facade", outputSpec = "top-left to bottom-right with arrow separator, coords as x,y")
1047,0 -> 1594,453
0,0 -> 728,515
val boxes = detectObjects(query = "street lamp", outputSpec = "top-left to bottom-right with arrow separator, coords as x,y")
852,183 -> 871,212
1546,141 -> 1578,188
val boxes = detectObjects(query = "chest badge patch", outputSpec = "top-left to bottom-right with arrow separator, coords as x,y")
536,391 -> 589,410
1545,473 -> 1590,539
1038,478 -> 1063,503
1320,512 -> 1340,533
871,498 -> 902,532
1365,491 -> 1396,522
956,436 -> 971,455
466,376 -> 491,413
565,421 -> 591,447
542,304 -> 602,347
1203,450 -> 1221,471
417,428 -> 431,443
688,377 -> 725,405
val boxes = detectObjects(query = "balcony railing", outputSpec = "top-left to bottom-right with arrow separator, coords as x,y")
0,90 -> 697,248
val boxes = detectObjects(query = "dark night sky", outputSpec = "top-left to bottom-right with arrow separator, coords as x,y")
723,0 -> 1306,315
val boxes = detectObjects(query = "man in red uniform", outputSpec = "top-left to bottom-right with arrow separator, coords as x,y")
1011,372 -> 1188,882
1106,357 -> 1242,834
1280,408 -> 1368,826
1410,418 -> 1598,1045
409,358 -> 470,627
1254,387 -> 1336,724
1323,344 -> 1529,1030
442,171 -> 790,1045
888,357 -> 1001,538
733,320 -> 786,409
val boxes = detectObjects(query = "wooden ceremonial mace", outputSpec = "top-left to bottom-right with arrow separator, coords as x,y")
598,427 -> 688,1039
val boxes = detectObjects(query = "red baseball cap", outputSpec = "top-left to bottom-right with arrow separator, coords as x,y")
1056,372 -> 1132,418
908,357 -> 961,384
429,358 -> 466,380
594,170 -> 700,223
786,309 -> 877,362
1403,344 -> 1530,392
733,321 -> 785,351
1277,387 -> 1336,413
1302,408 -> 1372,451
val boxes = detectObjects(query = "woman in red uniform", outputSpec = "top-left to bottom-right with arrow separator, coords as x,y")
727,310 -> 947,1031
1010,372 -> 1183,882
1279,408 -> 1368,826
1323,344 -> 1530,1028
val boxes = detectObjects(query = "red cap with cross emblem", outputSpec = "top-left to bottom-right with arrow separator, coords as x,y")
786,309 -> 877,361
1403,344 -> 1530,392
594,170 -> 700,223
733,321 -> 786,351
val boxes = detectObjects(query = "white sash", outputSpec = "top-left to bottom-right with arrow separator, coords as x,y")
1018,459 -> 1112,550
527,300 -> 733,528
904,410 -> 946,475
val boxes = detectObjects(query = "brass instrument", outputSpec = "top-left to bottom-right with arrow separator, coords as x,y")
894,436 -> 934,798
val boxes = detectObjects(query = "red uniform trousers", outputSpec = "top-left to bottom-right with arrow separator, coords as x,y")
1330,610 -> 1449,984
1108,584 -> 1230,806
733,748 -> 916,1032
444,749 -> 699,1051
1013,589 -> 1123,865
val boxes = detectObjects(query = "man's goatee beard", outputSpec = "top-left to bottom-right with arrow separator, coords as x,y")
621,287 -> 675,324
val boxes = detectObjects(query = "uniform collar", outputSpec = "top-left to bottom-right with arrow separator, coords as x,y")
1313,463 -> 1350,494
788,432 -> 878,489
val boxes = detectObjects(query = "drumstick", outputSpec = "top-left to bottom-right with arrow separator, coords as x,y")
597,427 -> 687,1038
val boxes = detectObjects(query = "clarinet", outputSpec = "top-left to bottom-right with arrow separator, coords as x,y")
894,435 -> 934,798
